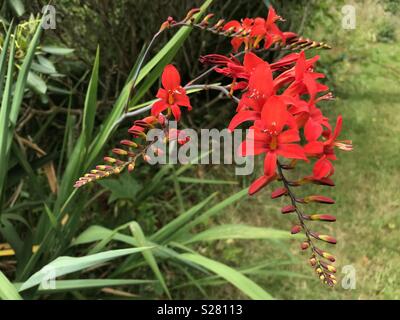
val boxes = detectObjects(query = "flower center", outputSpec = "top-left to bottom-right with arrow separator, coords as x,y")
270,135 -> 278,150
168,91 -> 175,105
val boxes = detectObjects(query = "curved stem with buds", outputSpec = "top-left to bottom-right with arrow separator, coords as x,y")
277,161 -> 337,286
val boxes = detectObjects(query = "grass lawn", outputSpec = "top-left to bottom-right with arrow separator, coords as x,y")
193,40 -> 400,300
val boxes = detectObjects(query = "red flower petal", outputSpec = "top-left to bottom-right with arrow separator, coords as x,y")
243,52 -> 264,73
223,20 -> 241,31
156,88 -> 168,100
151,100 -> 168,117
304,118 -> 323,142
174,90 -> 191,108
304,141 -> 324,155
278,129 -> 300,144
249,63 -> 273,98
277,143 -> 307,160
261,95 -> 288,133
264,151 -> 277,176
162,64 -> 181,91
170,104 -> 181,121
228,110 -> 260,131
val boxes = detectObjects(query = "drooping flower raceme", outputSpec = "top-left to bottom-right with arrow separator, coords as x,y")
75,6 -> 352,286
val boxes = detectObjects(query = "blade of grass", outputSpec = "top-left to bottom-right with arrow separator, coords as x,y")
6,18 -> 43,154
32,279 -> 156,293
182,224 -> 298,244
19,247 -> 153,292
150,192 -> 218,243
0,29 -> 15,201
180,253 -> 273,300
56,48 -> 100,208
129,222 -> 171,299
0,22 -> 13,100
172,188 -> 248,240
0,271 -> 22,300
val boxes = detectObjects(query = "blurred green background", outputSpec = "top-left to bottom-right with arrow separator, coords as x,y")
0,0 -> 399,299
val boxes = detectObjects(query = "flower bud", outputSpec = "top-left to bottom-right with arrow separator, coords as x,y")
291,225 -> 302,234
112,148 -> 128,156
212,19 -> 225,31
304,195 -> 335,204
120,140 -> 138,148
104,157 -> 117,163
309,214 -> 336,222
200,13 -> 214,27
96,165 -> 112,170
183,8 -> 201,22
309,257 -> 317,267
320,261 -> 337,273
310,232 -> 337,244
314,248 -> 336,262
128,163 -> 135,172
271,187 -> 288,199
300,241 -> 309,250
281,205 -> 296,214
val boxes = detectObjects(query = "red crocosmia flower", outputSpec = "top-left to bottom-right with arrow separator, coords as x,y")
305,115 -> 352,179
200,52 -> 266,93
284,51 -> 328,103
228,63 -> 274,131
274,52 -> 322,94
270,52 -> 299,71
250,7 -> 287,49
151,64 -> 191,121
223,18 -> 254,52
240,96 -> 307,177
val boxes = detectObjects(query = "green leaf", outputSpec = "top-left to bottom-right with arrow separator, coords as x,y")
6,18 -> 43,154
19,247 -> 152,292
71,225 -> 133,246
129,222 -> 171,299
56,48 -> 99,207
177,177 -> 238,185
15,279 -> 156,294
31,55 -> 57,74
183,225 -> 296,244
180,253 -> 272,300
98,172 -> 142,203
0,271 -> 22,300
41,46 -> 74,55
151,192 -> 218,244
0,23 -> 14,100
0,27 -> 15,199
81,46 -> 100,147
176,188 -> 248,238
71,225 -> 206,275
7,0 -> 25,16
27,71 -> 47,95
44,204 -> 57,229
